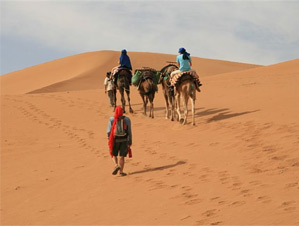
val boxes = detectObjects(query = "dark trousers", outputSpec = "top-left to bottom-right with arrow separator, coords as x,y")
107,90 -> 113,106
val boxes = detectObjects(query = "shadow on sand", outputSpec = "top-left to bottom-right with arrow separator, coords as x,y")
195,108 -> 229,118
206,109 -> 260,123
129,161 -> 186,175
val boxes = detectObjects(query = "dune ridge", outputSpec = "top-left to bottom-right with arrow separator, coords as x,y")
1,50 -> 261,95
1,51 -> 298,225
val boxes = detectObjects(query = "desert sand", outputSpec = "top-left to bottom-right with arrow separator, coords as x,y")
1,51 -> 298,225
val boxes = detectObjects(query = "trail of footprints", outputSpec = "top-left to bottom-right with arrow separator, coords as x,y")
6,96 -> 298,224
127,136 -> 275,224
234,121 -> 299,175
7,96 -> 108,159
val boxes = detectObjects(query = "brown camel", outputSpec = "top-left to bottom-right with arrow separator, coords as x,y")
175,74 -> 196,125
111,69 -> 133,113
159,63 -> 178,121
138,69 -> 158,118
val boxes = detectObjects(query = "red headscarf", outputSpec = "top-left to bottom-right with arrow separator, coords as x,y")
108,106 -> 123,156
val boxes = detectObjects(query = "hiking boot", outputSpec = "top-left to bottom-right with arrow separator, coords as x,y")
112,166 -> 121,175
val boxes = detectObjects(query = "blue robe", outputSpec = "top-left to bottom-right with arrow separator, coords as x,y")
119,54 -> 132,70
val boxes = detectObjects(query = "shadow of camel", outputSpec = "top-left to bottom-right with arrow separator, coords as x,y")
153,106 -> 167,112
195,108 -> 229,118
129,161 -> 186,175
207,110 -> 260,123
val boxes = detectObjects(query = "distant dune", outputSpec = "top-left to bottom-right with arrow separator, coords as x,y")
1,50 -> 260,94
1,51 -> 298,225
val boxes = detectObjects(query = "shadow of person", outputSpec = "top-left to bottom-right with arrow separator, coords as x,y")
129,161 -> 186,175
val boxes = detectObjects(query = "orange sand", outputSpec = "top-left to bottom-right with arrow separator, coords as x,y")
1,51 -> 298,225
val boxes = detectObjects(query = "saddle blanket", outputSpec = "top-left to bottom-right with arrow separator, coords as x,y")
111,66 -> 131,76
170,69 -> 200,86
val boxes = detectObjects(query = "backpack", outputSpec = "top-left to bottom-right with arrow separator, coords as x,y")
114,116 -> 127,138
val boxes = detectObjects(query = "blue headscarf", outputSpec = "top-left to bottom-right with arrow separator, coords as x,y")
119,49 -> 132,69
178,47 -> 190,60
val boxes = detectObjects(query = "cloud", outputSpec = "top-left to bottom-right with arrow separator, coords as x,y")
1,0 -> 299,74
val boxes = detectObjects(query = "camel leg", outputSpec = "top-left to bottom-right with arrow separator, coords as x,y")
191,94 -> 195,125
182,92 -> 188,125
141,94 -> 147,115
170,93 -> 175,121
145,96 -> 148,116
152,93 -> 155,119
189,84 -> 196,125
149,94 -> 154,119
126,89 -> 133,113
120,89 -> 126,113
175,92 -> 182,122
164,92 -> 169,119
149,99 -> 152,118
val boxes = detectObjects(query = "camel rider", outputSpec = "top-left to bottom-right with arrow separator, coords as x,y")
112,49 -> 133,85
171,47 -> 202,91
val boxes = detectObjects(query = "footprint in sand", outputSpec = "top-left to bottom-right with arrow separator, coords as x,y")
240,189 -> 252,197
285,182 -> 298,189
198,174 -> 209,182
181,186 -> 192,192
280,201 -> 296,208
182,192 -> 198,199
249,180 -> 262,186
219,177 -> 229,184
185,198 -> 202,205
262,146 -> 277,154
230,201 -> 246,207
231,182 -> 243,190
218,200 -> 227,205
292,162 -> 299,167
131,161 -> 141,166
202,209 -> 218,217
257,196 -> 272,204
271,155 -> 288,161
170,184 -> 179,189
210,197 -> 220,201
149,180 -> 167,190
211,221 -> 223,225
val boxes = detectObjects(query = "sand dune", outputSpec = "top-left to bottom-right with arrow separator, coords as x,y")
1,50 -> 260,95
1,52 -> 298,225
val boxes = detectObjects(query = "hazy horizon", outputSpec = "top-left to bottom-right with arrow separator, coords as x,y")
1,0 -> 299,75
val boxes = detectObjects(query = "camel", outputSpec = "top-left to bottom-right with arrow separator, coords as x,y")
138,69 -> 158,118
111,69 -> 133,113
175,74 -> 196,125
159,63 -> 178,121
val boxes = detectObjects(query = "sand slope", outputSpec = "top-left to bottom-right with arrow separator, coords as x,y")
1,53 -> 298,225
1,50 -> 260,95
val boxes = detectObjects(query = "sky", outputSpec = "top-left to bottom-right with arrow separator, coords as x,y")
1,0 -> 299,75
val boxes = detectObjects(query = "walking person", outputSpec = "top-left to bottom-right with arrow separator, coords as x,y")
104,72 -> 114,107
107,106 -> 132,176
